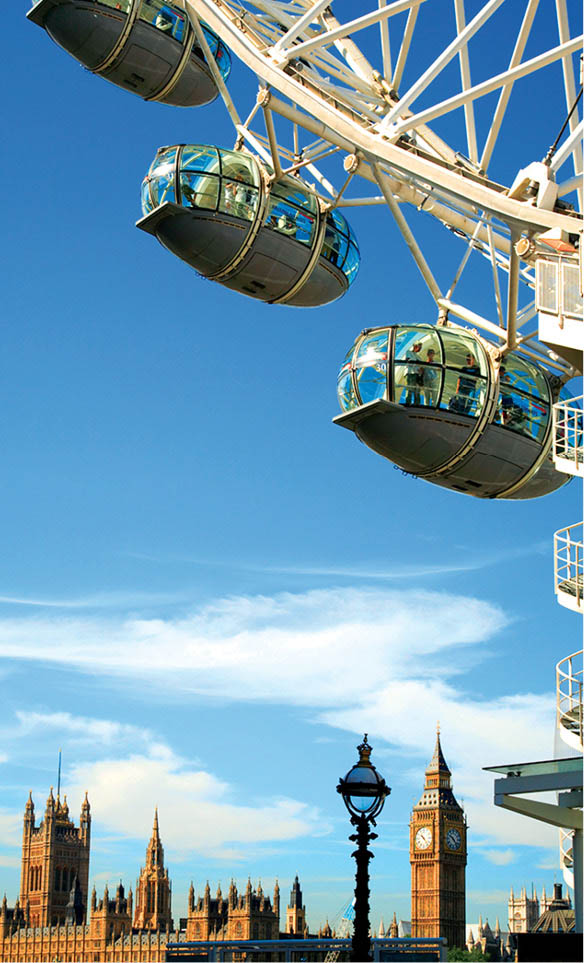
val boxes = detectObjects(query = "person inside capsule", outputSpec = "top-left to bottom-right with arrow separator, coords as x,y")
422,348 -> 439,406
449,351 -> 480,414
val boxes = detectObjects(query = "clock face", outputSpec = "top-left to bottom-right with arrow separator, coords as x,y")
415,827 -> 432,850
446,828 -> 461,850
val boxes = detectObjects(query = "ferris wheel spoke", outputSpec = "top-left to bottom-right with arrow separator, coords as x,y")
555,0 -> 584,172
270,0 -> 425,67
389,36 -> 583,141
392,4 -> 419,91
486,222 -> 506,330
372,161 -> 443,304
479,0 -> 539,173
378,0 -> 506,134
378,0 -> 393,83
453,0 -> 478,165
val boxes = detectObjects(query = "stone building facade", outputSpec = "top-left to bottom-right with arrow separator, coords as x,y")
0,787 -> 300,962
185,878 -> 280,941
20,787 -> 91,927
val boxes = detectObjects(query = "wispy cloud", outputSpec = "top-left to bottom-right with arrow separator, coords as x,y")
0,590 -> 187,610
122,541 -> 547,581
483,849 -> 516,866
13,711 -> 154,748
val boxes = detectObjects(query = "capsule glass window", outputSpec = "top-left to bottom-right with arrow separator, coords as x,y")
354,332 -> 389,404
100,0 -> 132,10
440,330 -> 488,376
497,356 -> 550,441
393,328 -> 443,409
267,181 -> 317,246
143,147 -> 178,212
139,0 -> 186,42
218,181 -> 259,221
219,151 -> 259,186
337,362 -> 358,412
322,209 -> 360,286
179,173 -> 219,210
439,368 -> 486,418
180,146 -> 221,176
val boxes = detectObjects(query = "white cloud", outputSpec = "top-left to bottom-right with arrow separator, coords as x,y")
14,711 -> 153,747
0,588 -> 506,705
0,585 -> 556,849
67,744 -> 323,862
0,810 -> 23,849
482,849 -> 516,866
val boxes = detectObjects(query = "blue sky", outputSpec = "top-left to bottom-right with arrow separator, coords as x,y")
1,0 -> 581,934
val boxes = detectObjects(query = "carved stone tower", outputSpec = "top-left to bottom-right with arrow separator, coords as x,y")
19,787 -> 91,927
508,885 -> 540,932
410,730 -> 467,950
133,809 -> 173,930
285,875 -> 306,935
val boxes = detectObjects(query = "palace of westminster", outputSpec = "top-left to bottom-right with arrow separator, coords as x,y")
0,734 -> 572,961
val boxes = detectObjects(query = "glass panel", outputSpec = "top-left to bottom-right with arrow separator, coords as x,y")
139,0 -> 186,42
357,332 -> 388,362
329,207 -> 351,239
393,363 -> 425,407
180,145 -> 220,175
141,178 -> 154,215
355,333 -> 389,403
337,365 -> 357,412
394,327 -> 442,363
148,172 -> 176,207
497,385 -> 549,440
343,342 -> 357,365
213,40 -> 231,81
98,0 -> 132,11
266,197 -> 315,245
271,180 -> 317,215
537,259 -> 559,313
355,364 -> 387,404
562,262 -> 583,317
322,220 -> 348,267
219,151 -> 259,187
343,243 -> 360,287
201,23 -> 218,56
500,355 -> 548,400
440,367 -> 484,417
218,181 -> 258,221
179,173 -> 218,210
149,146 -> 177,178
440,330 -> 487,375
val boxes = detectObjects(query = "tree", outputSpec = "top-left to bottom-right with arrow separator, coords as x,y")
447,947 -> 491,962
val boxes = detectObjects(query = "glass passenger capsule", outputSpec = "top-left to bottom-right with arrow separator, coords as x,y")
334,324 -> 572,499
137,144 -> 360,306
27,0 -> 231,107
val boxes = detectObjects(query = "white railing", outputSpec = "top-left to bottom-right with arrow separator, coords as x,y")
559,828 -> 574,890
556,649 -> 583,752
553,396 -> 584,476
554,523 -> 584,612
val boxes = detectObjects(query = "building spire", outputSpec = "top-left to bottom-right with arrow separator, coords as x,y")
426,728 -> 451,776
57,749 -> 62,801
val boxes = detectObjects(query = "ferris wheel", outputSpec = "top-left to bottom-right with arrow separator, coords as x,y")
27,0 -> 583,498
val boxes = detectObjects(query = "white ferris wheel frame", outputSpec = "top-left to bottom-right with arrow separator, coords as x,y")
180,0 -> 582,378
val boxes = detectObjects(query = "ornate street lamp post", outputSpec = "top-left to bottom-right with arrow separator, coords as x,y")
337,735 -> 390,963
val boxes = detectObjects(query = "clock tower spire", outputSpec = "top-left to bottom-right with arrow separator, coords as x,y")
410,728 -> 467,951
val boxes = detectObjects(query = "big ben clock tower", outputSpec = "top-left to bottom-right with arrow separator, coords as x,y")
410,728 -> 467,950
